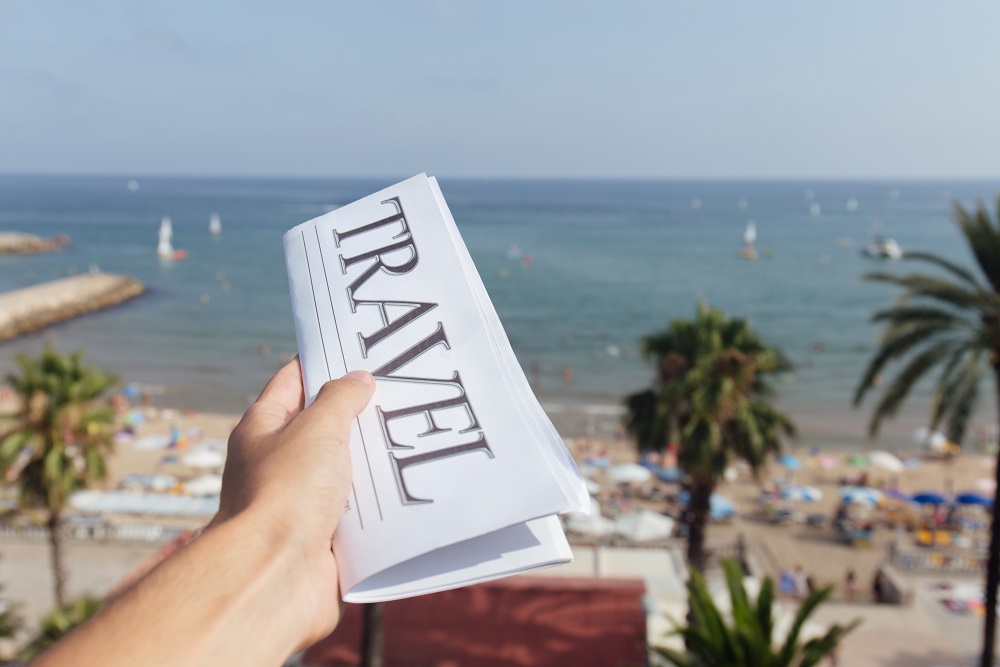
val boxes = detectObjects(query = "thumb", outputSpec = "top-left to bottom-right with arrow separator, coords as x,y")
300,371 -> 376,434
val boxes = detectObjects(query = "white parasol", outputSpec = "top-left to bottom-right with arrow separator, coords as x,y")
614,509 -> 675,542
607,463 -> 653,485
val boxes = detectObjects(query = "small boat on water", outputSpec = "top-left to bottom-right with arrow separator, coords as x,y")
157,217 -> 188,261
209,213 -> 222,237
739,221 -> 758,260
862,235 -> 902,260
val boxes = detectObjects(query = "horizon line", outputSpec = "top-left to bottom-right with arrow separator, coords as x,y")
2,170 -> 1000,184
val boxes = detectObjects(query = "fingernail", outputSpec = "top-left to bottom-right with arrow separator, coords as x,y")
344,370 -> 374,385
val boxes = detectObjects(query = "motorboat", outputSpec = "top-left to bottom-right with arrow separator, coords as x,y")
861,235 -> 902,260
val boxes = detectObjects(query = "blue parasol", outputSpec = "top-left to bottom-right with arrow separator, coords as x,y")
911,491 -> 947,505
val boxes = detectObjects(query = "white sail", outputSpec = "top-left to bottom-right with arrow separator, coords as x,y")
743,221 -> 757,245
157,216 -> 174,258
209,213 -> 222,237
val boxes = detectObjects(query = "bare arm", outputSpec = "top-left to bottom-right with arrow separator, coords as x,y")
32,361 -> 375,667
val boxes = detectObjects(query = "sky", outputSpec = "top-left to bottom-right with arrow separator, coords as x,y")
1,1 -> 999,180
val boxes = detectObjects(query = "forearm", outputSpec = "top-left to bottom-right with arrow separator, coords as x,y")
32,509 -> 326,667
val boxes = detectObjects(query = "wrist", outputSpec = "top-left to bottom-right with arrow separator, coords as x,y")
207,504 -> 342,651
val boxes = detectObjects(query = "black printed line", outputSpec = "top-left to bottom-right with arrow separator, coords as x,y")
315,227 -> 384,522
302,231 -> 333,380
304,230 -> 364,531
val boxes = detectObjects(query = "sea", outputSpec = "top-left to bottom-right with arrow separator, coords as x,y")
1,175 -> 998,450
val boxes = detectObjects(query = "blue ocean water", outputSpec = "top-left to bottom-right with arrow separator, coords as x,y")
1,175 -> 997,446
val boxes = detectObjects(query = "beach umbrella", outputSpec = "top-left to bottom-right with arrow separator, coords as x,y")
145,473 -> 178,492
614,509 -> 675,542
183,474 -> 223,496
656,467 -> 682,483
884,488 -> 912,503
181,447 -> 225,469
586,456 -> 611,469
675,490 -> 737,518
846,453 -> 869,467
607,463 -> 652,485
817,455 -> 837,470
869,451 -> 905,473
565,497 -> 614,537
976,478 -> 997,494
710,494 -> 737,520
911,491 -> 947,505
777,454 -> 801,470
912,427 -> 949,452
135,435 -> 172,451
840,486 -> 882,506
955,492 -> 993,507
780,485 -> 823,503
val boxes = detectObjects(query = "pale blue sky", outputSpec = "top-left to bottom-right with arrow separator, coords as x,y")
2,1 -> 998,179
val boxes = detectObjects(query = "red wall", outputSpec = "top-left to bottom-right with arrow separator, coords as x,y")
303,576 -> 647,667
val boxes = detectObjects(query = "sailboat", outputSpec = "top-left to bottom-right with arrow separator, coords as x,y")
157,217 -> 188,261
209,213 -> 222,237
739,221 -> 758,260
861,216 -> 902,260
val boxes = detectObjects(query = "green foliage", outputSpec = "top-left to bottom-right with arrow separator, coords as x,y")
18,595 -> 104,662
656,559 -> 859,667
0,346 -> 117,605
854,198 -> 1000,445
624,303 -> 795,572
624,301 -> 795,482
0,346 -> 117,512
0,584 -> 24,642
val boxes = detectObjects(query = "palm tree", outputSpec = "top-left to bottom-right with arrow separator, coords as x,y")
0,347 -> 117,606
854,198 -> 1000,667
624,302 -> 795,572
656,558 -> 859,667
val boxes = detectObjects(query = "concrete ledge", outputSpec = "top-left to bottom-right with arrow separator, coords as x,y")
0,273 -> 146,341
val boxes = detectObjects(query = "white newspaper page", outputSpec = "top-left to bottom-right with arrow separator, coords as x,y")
283,174 -> 588,602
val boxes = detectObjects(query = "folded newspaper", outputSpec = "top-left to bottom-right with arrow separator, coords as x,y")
283,174 -> 589,603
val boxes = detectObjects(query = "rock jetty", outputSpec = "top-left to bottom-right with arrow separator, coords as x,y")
0,273 -> 146,342
0,232 -> 69,255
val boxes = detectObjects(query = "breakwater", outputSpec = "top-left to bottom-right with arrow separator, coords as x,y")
0,273 -> 145,341
0,232 -> 67,255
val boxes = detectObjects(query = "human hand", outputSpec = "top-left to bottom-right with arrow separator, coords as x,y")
214,359 -> 375,646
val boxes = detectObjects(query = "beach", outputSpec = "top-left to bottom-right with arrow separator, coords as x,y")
2,175 -> 1000,663
1,389 -> 996,663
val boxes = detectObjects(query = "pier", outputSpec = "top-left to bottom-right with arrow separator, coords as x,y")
0,273 -> 146,341
0,232 -> 68,255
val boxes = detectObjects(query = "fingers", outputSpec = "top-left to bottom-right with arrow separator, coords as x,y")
301,371 -> 376,433
256,357 -> 305,409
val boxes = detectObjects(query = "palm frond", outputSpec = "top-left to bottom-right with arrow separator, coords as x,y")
854,320 -> 962,406
868,340 -> 959,436
955,200 -> 1000,293
864,271 -> 993,312
936,352 -> 983,446
902,250 -> 985,290
871,304 -> 972,328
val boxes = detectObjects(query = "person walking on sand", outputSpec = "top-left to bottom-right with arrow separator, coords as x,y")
844,567 -> 859,602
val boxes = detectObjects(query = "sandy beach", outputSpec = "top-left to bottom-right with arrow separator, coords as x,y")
0,391 -> 996,663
